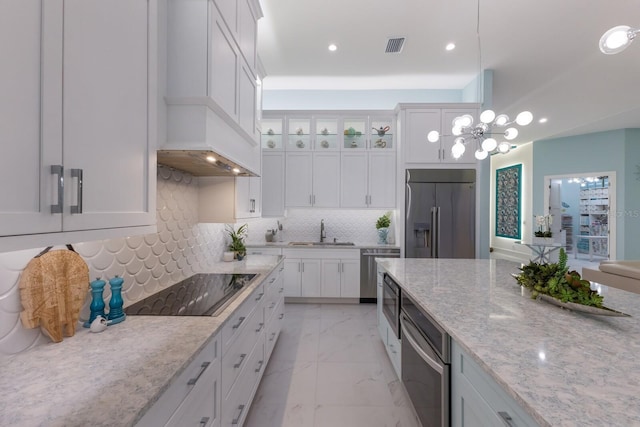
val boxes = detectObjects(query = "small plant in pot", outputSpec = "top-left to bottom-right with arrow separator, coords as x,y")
376,212 -> 391,244
226,223 -> 248,260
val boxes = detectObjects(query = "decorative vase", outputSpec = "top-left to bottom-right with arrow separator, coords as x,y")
236,252 -> 245,261
532,237 -> 554,245
377,227 -> 389,244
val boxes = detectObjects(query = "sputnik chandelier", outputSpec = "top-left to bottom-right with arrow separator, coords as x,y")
599,25 -> 639,54
427,109 -> 533,160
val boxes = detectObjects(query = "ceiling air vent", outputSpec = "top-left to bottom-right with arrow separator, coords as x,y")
385,37 -> 405,53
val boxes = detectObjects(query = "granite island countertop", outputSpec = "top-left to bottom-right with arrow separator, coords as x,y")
246,242 -> 400,250
377,258 -> 640,427
0,255 -> 284,427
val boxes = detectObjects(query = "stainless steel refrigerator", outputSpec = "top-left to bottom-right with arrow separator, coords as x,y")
405,169 -> 476,258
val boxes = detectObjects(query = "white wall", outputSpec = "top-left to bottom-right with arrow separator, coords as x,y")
490,143 -> 533,262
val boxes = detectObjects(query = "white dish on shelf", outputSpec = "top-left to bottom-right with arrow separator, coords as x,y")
296,140 -> 305,148
320,140 -> 329,148
267,140 -> 275,148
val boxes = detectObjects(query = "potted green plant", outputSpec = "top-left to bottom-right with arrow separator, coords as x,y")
376,212 -> 391,244
225,223 -> 248,260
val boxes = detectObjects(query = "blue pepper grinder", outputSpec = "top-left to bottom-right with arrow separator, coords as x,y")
107,275 -> 126,325
83,277 -> 107,328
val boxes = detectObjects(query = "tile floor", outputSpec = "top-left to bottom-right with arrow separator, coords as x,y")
245,303 -> 421,427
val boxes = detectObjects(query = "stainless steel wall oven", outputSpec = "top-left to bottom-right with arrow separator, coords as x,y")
382,273 -> 401,339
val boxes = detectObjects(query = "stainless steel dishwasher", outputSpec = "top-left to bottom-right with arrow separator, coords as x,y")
360,247 -> 400,303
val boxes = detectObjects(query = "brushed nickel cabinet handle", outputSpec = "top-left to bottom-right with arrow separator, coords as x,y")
199,417 -> 210,427
255,359 -> 264,373
231,404 -> 245,425
233,353 -> 247,369
232,316 -> 246,329
50,165 -> 63,213
187,361 -> 210,385
70,168 -> 83,214
498,411 -> 515,427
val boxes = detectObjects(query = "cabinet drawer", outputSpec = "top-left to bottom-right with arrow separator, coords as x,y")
136,335 -> 219,427
222,333 -> 265,427
221,302 -> 263,399
265,297 -> 284,360
165,358 -> 219,427
453,342 -> 538,427
221,284 -> 263,354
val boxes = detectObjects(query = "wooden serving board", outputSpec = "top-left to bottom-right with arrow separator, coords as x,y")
19,249 -> 89,342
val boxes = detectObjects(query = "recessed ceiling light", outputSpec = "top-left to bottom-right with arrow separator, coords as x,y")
328,44 -> 337,52
232,168 -> 240,174
539,118 -> 548,124
445,43 -> 456,51
205,155 -> 216,163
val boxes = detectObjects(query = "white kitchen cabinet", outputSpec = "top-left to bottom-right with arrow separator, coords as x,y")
321,258 -> 360,298
451,340 -> 538,427
261,152 -> 285,217
340,152 -> 395,208
404,109 -> 442,163
285,153 -> 340,208
0,0 -> 155,244
343,116 -> 395,150
311,153 -> 341,207
136,336 -> 220,427
235,176 -> 261,218
198,175 -> 260,222
402,106 -> 479,164
261,118 -> 284,151
282,252 -> 322,297
285,152 -> 313,207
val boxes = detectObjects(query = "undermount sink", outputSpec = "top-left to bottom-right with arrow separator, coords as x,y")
288,241 -> 355,246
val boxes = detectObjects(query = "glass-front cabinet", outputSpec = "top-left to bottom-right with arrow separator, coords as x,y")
342,118 -> 367,150
343,116 -> 394,150
370,117 -> 394,150
286,117 -> 311,150
261,118 -> 284,151
314,117 -> 340,150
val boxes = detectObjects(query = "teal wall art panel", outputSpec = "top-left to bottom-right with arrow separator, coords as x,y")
496,164 -> 522,239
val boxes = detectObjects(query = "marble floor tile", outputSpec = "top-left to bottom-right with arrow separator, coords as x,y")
314,405 -> 421,427
245,303 -> 419,427
315,361 -> 394,406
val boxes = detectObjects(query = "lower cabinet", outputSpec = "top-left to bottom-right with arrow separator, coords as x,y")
283,257 -> 321,297
451,341 -> 538,427
136,336 -> 221,427
137,261 -> 285,427
320,257 -> 359,297
283,249 -> 360,299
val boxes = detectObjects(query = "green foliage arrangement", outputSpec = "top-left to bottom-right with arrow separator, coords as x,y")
226,223 -> 248,256
376,212 -> 391,229
514,248 -> 604,307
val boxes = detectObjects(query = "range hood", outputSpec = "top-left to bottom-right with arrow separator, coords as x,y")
157,150 -> 258,177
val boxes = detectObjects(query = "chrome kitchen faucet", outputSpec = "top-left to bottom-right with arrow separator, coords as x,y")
320,219 -> 326,242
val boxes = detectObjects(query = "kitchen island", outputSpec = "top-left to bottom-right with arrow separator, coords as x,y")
377,258 -> 640,427
0,255 -> 283,427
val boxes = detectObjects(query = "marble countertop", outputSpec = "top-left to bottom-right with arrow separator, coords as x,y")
0,255 -> 283,427
377,258 -> 640,427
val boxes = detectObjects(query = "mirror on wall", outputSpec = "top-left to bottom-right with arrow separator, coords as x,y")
545,172 -> 615,264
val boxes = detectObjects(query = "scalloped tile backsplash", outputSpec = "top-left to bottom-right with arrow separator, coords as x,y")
0,166 -> 396,355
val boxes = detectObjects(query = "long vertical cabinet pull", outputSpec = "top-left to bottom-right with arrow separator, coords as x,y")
50,165 -> 64,213
70,168 -> 83,214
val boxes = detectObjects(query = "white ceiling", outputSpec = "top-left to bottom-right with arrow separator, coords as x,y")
257,0 -> 640,143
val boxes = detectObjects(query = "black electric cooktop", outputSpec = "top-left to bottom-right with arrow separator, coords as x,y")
124,273 -> 257,316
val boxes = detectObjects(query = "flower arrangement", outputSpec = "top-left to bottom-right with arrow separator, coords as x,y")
534,214 -> 553,237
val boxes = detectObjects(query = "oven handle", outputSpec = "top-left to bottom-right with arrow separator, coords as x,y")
400,314 -> 444,375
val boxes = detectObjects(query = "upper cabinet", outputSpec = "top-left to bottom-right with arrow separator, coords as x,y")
401,106 -> 479,165
343,116 -> 394,151
165,0 -> 263,174
0,0 -> 156,250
